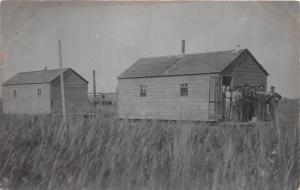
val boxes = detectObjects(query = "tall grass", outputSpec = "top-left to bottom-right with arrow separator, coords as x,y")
0,102 -> 298,190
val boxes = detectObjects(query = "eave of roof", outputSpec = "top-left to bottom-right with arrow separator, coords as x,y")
2,68 -> 88,86
118,72 -> 220,79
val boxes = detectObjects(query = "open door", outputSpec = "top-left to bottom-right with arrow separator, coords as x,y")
208,76 -> 222,120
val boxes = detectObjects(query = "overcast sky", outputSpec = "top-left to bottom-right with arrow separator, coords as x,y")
0,1 -> 299,98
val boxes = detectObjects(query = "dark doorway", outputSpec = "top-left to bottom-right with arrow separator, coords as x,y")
222,76 -> 232,87
222,76 -> 232,119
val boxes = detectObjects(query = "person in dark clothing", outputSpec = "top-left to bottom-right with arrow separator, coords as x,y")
248,88 -> 256,121
266,86 -> 282,122
232,85 -> 242,121
256,85 -> 267,121
241,83 -> 251,121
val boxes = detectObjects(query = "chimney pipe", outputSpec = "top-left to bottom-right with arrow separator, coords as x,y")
93,70 -> 96,99
181,40 -> 185,55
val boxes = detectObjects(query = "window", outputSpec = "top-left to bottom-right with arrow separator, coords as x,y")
139,85 -> 147,97
102,95 -> 105,100
38,89 -> 42,96
180,83 -> 188,96
13,89 -> 17,98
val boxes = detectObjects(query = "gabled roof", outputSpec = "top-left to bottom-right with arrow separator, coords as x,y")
2,68 -> 88,86
118,49 -> 268,79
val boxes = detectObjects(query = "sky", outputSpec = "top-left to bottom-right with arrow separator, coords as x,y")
0,1 -> 299,98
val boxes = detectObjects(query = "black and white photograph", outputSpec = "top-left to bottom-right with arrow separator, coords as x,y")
0,1 -> 299,190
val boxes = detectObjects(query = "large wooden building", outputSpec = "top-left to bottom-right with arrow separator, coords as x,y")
117,48 -> 269,121
2,68 -> 89,114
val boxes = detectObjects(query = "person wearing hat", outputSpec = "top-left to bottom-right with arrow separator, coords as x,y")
266,86 -> 282,122
232,85 -> 242,121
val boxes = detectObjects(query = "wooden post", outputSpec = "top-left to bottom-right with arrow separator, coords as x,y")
93,70 -> 97,109
181,40 -> 185,55
220,76 -> 223,120
93,70 -> 96,99
58,40 -> 66,123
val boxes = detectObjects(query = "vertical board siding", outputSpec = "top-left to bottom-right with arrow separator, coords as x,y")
118,75 -> 210,121
208,76 -> 222,120
232,55 -> 267,88
3,83 -> 51,114
222,52 -> 267,88
50,70 -> 88,113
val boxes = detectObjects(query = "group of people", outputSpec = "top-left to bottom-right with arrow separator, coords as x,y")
224,84 -> 282,122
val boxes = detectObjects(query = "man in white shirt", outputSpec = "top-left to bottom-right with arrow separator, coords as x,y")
225,86 -> 232,120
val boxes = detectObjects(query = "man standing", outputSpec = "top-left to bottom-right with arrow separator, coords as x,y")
256,85 -> 267,121
248,88 -> 256,121
232,85 -> 242,121
266,86 -> 282,122
224,86 -> 232,120
241,83 -> 251,121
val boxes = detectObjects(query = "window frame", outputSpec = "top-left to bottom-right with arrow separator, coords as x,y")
139,85 -> 147,97
180,83 -> 188,96
13,89 -> 17,98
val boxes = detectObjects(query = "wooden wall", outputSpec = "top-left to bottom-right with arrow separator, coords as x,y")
118,75 -> 212,121
222,51 -> 267,88
3,83 -> 51,114
50,70 -> 88,113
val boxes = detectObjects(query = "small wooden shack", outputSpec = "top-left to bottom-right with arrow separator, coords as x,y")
2,68 -> 89,114
99,93 -> 117,105
118,48 -> 268,121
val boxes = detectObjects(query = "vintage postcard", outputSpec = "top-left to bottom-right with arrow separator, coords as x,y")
0,1 -> 299,190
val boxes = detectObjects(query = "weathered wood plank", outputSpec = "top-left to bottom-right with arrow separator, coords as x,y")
50,70 -> 88,113
118,75 -> 210,121
3,83 -> 51,114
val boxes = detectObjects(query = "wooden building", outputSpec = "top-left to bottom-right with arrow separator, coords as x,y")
99,93 -> 117,105
88,92 -> 117,105
2,68 -> 89,114
117,48 -> 268,121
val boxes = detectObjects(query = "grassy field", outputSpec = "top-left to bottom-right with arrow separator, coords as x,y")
0,100 -> 298,190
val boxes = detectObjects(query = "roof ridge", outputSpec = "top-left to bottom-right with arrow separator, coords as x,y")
17,68 -> 70,74
139,48 -> 246,59
140,54 -> 180,60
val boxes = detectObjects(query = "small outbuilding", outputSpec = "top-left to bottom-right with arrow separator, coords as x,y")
99,93 -> 117,105
88,92 -> 117,106
2,68 -> 89,114
117,47 -> 268,121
